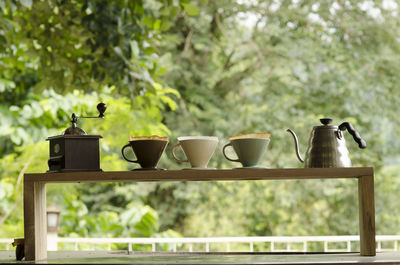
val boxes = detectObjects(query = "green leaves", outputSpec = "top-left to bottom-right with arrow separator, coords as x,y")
1,0 -> 400,247
181,3 -> 200,16
152,0 -> 400,239
19,0 -> 32,9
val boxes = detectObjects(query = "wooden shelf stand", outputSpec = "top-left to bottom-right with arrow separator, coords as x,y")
23,167 -> 375,261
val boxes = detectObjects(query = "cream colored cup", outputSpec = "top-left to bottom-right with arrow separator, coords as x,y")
171,136 -> 219,169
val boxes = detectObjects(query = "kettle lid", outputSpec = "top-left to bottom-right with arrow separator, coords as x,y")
315,118 -> 337,129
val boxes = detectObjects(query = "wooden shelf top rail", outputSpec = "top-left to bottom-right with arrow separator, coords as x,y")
24,167 -> 373,183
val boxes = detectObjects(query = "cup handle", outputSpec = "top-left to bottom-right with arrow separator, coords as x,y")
223,143 -> 240,162
171,143 -> 189,163
121,144 -> 139,163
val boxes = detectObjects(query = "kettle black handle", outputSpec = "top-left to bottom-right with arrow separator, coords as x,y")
338,122 -> 367,149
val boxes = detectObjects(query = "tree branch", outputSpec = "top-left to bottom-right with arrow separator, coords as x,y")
223,50 -> 235,71
215,12 -> 226,37
183,27 -> 194,53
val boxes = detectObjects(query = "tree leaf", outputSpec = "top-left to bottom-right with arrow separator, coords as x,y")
182,3 -> 199,16
19,0 -> 32,8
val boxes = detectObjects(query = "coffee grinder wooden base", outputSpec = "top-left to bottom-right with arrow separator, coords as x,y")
47,135 -> 102,172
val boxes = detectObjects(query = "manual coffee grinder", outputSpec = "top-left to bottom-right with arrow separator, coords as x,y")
47,103 -> 106,172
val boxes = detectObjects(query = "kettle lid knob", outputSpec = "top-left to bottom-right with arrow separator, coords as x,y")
320,118 -> 332,125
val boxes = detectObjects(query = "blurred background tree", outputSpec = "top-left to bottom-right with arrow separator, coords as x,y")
1,0 -> 400,251
0,0 -> 183,242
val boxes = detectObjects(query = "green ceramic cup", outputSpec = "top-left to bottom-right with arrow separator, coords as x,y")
223,133 -> 271,168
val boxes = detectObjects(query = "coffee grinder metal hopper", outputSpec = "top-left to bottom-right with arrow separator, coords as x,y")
47,103 -> 107,172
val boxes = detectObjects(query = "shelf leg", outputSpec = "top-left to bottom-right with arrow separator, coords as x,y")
24,180 -> 47,261
358,175 -> 376,256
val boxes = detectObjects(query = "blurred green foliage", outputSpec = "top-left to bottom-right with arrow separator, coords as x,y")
0,0 -> 185,245
1,0 -> 400,252
153,0 -> 400,239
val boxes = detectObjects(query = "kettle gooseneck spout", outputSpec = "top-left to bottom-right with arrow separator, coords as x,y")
286,129 -> 304,163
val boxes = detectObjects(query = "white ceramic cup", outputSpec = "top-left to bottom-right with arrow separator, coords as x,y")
171,136 -> 219,169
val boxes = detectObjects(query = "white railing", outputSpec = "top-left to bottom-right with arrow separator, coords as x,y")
0,239 -> 13,250
56,236 -> 357,252
2,236 -> 400,252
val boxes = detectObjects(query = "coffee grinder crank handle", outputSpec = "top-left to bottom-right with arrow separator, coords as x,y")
78,103 -> 107,119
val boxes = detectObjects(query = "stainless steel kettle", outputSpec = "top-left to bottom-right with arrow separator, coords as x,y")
287,118 -> 366,168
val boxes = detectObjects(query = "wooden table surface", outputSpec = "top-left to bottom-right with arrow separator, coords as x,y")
2,251 -> 398,265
